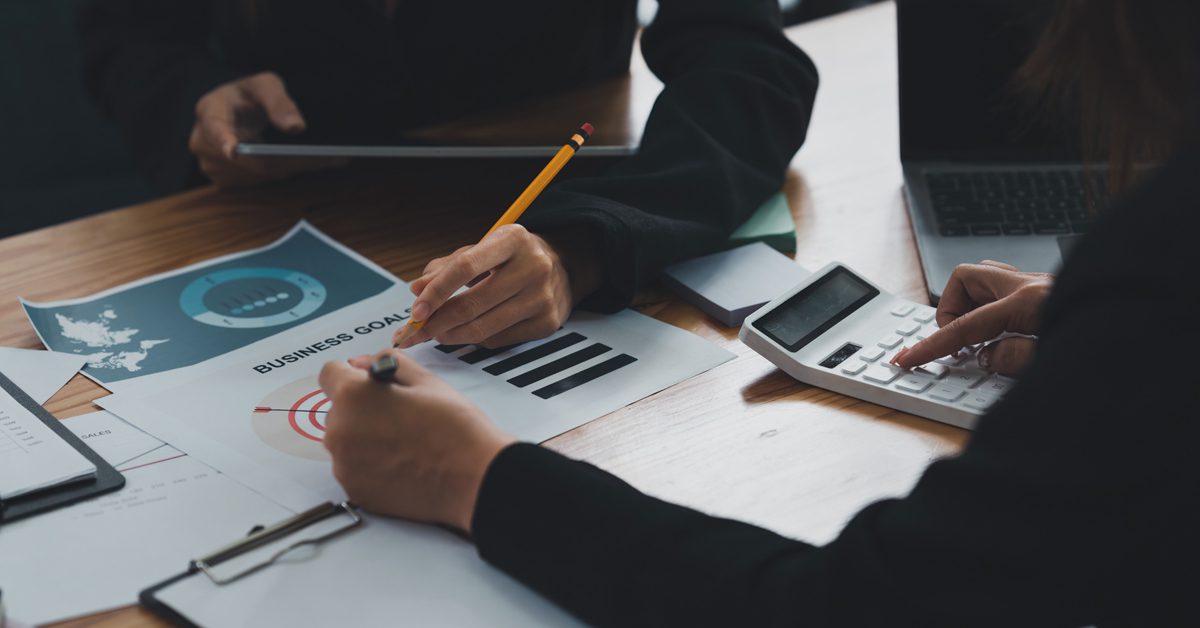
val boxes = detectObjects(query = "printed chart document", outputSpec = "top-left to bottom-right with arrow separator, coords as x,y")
100,307 -> 736,511
0,346 -> 87,404
0,411 -> 291,625
22,222 -> 396,391
0,386 -> 95,500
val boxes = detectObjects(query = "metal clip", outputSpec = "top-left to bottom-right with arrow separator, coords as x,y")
193,501 -> 363,585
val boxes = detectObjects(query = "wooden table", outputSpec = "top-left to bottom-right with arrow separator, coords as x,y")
0,3 -> 966,626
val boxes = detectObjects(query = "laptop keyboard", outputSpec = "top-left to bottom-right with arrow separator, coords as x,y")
926,170 -> 1107,237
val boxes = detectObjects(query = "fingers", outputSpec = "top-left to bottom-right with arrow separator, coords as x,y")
432,295 -> 539,346
894,299 -> 1013,367
240,72 -> 306,133
978,260 -> 1020,272
319,359 -> 368,400
410,228 -> 525,323
475,316 -> 561,349
413,270 -> 529,340
934,262 -> 1033,329
976,336 -> 1037,377
192,91 -> 243,160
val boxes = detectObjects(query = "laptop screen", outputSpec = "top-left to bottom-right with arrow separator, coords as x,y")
898,0 -> 1079,162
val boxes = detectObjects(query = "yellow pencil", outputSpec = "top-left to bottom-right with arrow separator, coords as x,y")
394,122 -> 594,348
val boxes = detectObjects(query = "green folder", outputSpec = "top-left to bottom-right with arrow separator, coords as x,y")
726,192 -> 796,253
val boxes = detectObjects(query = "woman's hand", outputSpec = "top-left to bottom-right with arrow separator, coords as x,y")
319,350 -> 515,533
394,224 -> 601,349
892,261 -> 1053,377
189,71 -> 344,188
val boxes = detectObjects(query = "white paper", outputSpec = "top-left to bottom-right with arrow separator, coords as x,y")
0,387 -> 95,500
99,306 -> 735,511
62,409 -> 166,468
0,412 -> 290,625
0,346 -> 87,404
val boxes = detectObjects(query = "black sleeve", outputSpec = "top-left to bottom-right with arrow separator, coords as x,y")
519,0 -> 819,312
473,152 -> 1200,626
79,0 -> 235,193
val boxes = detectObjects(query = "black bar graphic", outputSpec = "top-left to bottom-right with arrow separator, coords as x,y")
435,344 -> 467,354
533,354 -> 637,399
458,343 -> 520,365
508,343 -> 611,388
483,332 -> 586,375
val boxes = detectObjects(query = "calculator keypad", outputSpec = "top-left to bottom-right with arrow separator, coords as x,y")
835,303 -> 1013,415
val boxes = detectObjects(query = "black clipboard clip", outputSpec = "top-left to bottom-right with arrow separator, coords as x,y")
192,501 -> 363,586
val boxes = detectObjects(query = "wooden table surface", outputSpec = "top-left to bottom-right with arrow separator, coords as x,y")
1,3 -> 967,626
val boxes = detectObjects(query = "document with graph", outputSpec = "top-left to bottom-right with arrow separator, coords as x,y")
21,222 -> 397,391
99,308 -> 734,511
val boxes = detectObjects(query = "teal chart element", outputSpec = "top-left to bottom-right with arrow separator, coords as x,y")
180,267 -> 327,329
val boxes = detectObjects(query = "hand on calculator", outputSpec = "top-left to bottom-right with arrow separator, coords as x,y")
892,261 -> 1054,377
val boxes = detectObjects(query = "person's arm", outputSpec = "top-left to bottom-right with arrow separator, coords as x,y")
520,0 -> 819,311
400,0 -> 818,349
79,0 -> 234,193
472,296 -> 1194,626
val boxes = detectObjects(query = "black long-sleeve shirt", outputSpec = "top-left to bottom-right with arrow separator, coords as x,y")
472,144 -> 1200,627
80,0 -> 818,311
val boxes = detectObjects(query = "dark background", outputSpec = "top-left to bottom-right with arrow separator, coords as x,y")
0,0 -> 875,238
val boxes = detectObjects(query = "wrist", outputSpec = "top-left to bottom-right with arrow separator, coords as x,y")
445,433 -> 515,535
538,229 -> 603,307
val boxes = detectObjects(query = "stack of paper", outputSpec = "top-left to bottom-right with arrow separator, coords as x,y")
0,386 -> 95,500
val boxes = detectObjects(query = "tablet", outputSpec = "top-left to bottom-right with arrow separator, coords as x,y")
237,73 -> 652,159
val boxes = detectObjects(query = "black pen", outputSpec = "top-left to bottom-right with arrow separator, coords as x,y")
368,354 -> 398,383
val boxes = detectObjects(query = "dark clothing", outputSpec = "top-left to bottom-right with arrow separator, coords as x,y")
80,0 -> 818,311
473,145 -> 1200,626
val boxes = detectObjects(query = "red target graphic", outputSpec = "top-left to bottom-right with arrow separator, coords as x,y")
251,377 -> 331,460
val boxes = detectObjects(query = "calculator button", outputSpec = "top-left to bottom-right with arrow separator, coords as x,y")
915,363 -> 949,379
895,374 -> 933,393
877,334 -> 904,349
944,368 -> 987,388
862,364 -> 903,384
895,321 -> 921,336
841,361 -> 868,375
858,347 -> 885,362
977,375 -> 1016,395
962,392 -> 1000,411
928,385 -> 964,402
913,309 -> 936,324
890,303 -> 915,317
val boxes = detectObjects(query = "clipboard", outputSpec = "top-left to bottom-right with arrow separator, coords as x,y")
140,501 -> 363,626
0,371 -> 125,523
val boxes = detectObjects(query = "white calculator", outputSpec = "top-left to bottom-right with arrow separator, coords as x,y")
739,262 -> 1015,430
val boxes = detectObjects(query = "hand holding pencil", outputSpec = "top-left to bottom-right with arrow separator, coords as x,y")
394,123 -> 597,350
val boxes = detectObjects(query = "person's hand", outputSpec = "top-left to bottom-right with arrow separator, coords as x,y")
892,261 -> 1053,377
394,224 -> 601,349
189,71 -> 344,188
319,350 -> 515,533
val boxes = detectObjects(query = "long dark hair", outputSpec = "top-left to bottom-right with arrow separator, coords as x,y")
1019,0 -> 1200,193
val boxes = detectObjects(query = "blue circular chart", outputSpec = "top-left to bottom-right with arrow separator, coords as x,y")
179,267 -> 327,328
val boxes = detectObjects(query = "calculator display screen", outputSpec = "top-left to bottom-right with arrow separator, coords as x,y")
752,267 -> 878,352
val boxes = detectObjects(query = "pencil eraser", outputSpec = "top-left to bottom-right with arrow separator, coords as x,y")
581,122 -> 594,136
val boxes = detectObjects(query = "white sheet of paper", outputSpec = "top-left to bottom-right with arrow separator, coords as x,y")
62,409 -> 167,468
99,307 -> 735,511
0,346 -> 87,404
0,387 -> 95,500
0,411 -> 290,625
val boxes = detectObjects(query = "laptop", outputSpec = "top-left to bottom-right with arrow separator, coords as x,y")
897,0 -> 1104,300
